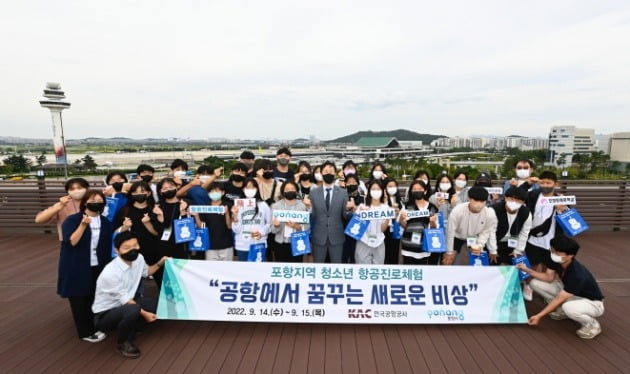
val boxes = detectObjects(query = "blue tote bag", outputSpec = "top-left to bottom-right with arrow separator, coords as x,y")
421,228 -> 447,253
555,209 -> 589,237
291,231 -> 312,256
174,216 -> 196,244
344,214 -> 369,241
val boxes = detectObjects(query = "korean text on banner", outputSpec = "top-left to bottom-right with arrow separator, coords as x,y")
158,261 -> 527,324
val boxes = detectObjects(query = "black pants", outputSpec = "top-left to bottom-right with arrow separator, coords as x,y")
94,297 -> 158,344
274,242 -> 303,263
384,236 -> 400,265
490,245 -> 514,266
67,266 -> 100,338
266,236 -> 276,261
342,237 -> 356,264
68,295 -> 96,338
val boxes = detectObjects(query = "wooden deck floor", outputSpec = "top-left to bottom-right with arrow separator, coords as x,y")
1,232 -> 629,373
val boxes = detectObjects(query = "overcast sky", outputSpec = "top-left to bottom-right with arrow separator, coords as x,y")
1,1 -> 629,141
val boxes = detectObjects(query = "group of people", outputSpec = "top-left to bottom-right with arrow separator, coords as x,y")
35,151 -> 605,358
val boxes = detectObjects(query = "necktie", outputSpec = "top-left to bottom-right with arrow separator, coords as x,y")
325,188 -> 331,210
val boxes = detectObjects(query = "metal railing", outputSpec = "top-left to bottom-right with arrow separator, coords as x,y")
1,179 -> 628,235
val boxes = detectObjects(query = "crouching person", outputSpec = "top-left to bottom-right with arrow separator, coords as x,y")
92,231 -> 168,358
517,236 -> 604,339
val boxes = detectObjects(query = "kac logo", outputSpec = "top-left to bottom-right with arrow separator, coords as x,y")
347,309 -> 372,319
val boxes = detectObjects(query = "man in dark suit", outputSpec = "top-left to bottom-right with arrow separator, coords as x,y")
308,161 -> 355,263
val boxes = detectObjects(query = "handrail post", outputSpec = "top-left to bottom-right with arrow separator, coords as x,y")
36,170 -> 52,234
614,180 -> 627,231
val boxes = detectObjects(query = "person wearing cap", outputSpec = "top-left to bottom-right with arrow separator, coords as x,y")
443,186 -> 498,265
223,162 -> 248,204
239,150 -> 256,178
503,159 -> 540,193
273,147 -> 294,182
489,187 -> 532,265
474,171 -> 501,206
517,236 -> 604,339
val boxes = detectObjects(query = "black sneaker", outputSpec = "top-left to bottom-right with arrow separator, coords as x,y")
116,341 -> 141,358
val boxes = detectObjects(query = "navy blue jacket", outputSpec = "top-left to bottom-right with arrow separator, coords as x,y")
57,212 -> 113,298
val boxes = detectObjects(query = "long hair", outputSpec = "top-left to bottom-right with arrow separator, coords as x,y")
365,179 -> 385,206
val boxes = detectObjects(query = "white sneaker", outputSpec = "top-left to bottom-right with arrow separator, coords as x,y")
82,332 -> 107,343
523,284 -> 533,301
576,320 -> 601,339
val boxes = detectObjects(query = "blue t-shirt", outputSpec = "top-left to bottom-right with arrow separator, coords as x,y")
186,185 -> 211,206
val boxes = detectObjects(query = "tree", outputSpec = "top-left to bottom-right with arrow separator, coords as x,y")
35,153 -> 47,167
2,154 -> 31,173
82,154 -> 98,171
203,156 -> 224,172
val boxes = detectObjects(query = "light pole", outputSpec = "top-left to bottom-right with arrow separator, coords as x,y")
39,82 -> 71,178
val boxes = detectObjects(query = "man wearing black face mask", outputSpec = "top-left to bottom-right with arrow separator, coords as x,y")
93,231 -> 168,358
136,164 -> 159,202
309,161 -> 355,263
273,147 -> 294,182
223,163 -> 248,204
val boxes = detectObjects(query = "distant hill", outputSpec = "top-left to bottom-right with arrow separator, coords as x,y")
327,129 -> 446,144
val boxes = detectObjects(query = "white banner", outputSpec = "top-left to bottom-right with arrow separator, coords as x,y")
541,196 -> 577,206
189,205 -> 226,214
405,209 -> 431,219
157,260 -> 526,324
357,208 -> 396,221
272,210 -> 310,223
485,187 -> 504,195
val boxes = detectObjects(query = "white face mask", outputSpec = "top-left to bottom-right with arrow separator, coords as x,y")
506,201 -> 523,211
243,188 -> 257,198
550,253 -> 564,263
439,183 -> 452,191
174,170 -> 186,178
455,179 -> 467,189
372,170 -> 383,179
370,190 -> 383,200
420,178 -> 429,185
68,188 -> 87,200
199,175 -> 211,183
314,173 -> 323,182
516,169 -> 530,179
386,186 -> 398,196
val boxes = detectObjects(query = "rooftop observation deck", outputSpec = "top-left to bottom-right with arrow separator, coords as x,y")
1,231 -> 628,373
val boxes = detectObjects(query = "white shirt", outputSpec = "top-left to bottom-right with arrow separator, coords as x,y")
89,215 -> 101,266
528,194 -> 556,249
92,254 -> 149,314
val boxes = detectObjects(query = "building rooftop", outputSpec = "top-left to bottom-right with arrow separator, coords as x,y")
355,137 -> 399,148
1,231 -> 628,372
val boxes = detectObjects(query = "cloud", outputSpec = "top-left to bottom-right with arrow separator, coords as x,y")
1,0 -> 630,140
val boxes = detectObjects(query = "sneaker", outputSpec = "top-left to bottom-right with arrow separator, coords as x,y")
576,320 -> 601,339
523,284 -> 533,301
549,310 -> 568,320
116,341 -> 141,358
82,332 -> 107,343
